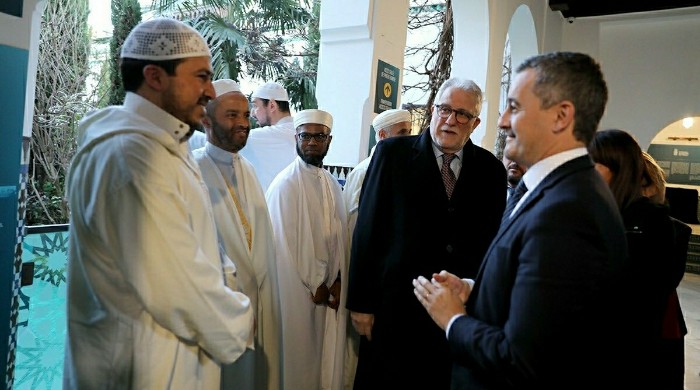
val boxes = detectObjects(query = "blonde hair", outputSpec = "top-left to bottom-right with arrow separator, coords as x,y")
641,151 -> 666,204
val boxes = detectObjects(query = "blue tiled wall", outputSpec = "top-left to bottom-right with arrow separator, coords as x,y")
16,226 -> 67,389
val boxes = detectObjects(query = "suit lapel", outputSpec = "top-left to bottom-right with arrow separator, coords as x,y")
451,139 -> 476,201
473,155 -> 594,280
411,131 -> 448,200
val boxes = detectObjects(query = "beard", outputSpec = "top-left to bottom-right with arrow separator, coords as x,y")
161,86 -> 210,131
211,121 -> 249,153
186,122 -> 205,139
296,143 -> 328,167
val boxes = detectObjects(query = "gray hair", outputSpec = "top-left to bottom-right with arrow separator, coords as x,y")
435,77 -> 484,116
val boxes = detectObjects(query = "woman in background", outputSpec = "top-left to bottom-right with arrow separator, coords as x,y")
641,150 -> 690,388
589,129 -> 688,389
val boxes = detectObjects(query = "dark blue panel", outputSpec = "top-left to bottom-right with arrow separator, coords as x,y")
0,0 -> 22,17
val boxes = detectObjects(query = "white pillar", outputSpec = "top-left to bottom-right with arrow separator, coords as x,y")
317,0 -> 410,166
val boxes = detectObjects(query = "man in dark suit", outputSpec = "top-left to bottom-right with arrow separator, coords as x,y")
413,52 -> 634,389
346,78 -> 506,389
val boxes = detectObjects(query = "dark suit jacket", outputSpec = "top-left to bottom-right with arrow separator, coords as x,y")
449,155 -> 631,389
347,131 -> 506,389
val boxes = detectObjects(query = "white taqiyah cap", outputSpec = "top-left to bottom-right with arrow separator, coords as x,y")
120,18 -> 211,61
213,79 -> 241,97
251,82 -> 289,102
372,109 -> 411,131
294,109 -> 333,131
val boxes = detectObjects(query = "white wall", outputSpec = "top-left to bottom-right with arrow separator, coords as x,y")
561,8 -> 700,150
317,0 -> 410,166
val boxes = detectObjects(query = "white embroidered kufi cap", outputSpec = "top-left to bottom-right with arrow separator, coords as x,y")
121,18 -> 211,60
294,109 -> 333,131
213,79 -> 241,97
372,109 -> 411,131
251,82 -> 289,102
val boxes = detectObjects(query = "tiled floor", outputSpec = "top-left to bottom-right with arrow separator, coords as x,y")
681,272 -> 700,390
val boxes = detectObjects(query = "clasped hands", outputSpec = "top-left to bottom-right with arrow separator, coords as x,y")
311,277 -> 341,311
412,270 -> 473,330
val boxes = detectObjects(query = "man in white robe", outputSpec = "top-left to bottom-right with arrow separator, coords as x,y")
64,18 -> 253,390
340,108 -> 411,389
239,82 -> 295,192
266,109 -> 348,390
193,79 -> 283,390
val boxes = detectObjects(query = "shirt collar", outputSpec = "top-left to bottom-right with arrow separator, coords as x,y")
276,116 -> 293,125
123,92 -> 192,142
205,141 -> 235,165
431,142 -> 464,161
522,147 -> 588,193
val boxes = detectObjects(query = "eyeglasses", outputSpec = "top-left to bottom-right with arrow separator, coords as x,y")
434,104 -> 476,124
297,132 -> 330,142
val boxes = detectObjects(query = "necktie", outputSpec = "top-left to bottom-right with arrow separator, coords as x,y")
502,180 -> 528,222
227,165 -> 252,249
441,153 -> 457,198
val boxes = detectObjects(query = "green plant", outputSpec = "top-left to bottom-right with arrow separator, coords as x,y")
28,0 -> 93,225
109,0 -> 142,105
151,0 -> 319,109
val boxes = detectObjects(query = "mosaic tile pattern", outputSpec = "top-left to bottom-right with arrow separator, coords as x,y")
16,227 -> 68,390
9,139 -> 31,389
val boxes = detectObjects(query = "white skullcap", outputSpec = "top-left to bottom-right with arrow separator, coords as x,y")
372,109 -> 411,131
294,109 -> 333,131
213,79 -> 241,97
252,82 -> 289,102
121,18 -> 210,61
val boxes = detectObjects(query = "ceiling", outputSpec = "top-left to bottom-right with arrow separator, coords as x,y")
548,0 -> 700,19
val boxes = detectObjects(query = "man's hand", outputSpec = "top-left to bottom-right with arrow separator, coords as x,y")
413,275 -> 467,330
328,277 -> 341,311
432,270 -> 473,304
350,311 -> 374,341
311,283 -> 330,305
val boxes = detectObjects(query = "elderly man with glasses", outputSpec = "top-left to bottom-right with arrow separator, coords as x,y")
346,77 -> 506,389
265,109 -> 348,390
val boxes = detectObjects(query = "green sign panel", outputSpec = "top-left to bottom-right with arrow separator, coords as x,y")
647,143 -> 700,185
370,60 -> 400,152
374,59 -> 399,114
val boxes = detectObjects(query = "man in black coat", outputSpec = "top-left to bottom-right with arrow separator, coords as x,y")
346,77 -> 506,389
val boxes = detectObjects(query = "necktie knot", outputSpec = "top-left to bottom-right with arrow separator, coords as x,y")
441,153 -> 457,199
442,153 -> 456,166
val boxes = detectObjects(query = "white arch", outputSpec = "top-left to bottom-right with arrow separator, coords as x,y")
453,1 -> 544,152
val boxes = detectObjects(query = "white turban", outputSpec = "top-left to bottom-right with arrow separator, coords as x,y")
294,109 -> 333,131
121,18 -> 210,61
251,82 -> 289,102
213,79 -> 241,97
372,109 -> 411,132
